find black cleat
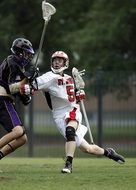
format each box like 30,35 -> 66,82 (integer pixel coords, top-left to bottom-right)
106,148 -> 125,164
61,161 -> 72,173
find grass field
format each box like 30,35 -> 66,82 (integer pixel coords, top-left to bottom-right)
0,158 -> 136,190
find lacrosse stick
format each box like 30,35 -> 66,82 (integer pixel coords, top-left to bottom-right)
35,0 -> 56,67
72,67 -> 94,144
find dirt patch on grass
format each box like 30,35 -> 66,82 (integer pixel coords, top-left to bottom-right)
0,176 -> 12,181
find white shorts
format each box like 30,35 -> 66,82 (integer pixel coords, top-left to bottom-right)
54,107 -> 88,147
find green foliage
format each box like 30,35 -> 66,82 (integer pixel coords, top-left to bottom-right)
0,0 -> 136,72
62,0 -> 136,72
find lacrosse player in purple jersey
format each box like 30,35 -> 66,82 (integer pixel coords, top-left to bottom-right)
21,51 -> 125,173
0,38 -> 38,160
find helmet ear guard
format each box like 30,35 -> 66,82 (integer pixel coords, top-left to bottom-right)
51,51 -> 69,74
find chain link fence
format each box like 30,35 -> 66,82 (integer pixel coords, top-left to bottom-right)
0,71 -> 136,157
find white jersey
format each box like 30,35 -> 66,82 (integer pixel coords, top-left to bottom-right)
36,71 -> 88,146
36,71 -> 80,118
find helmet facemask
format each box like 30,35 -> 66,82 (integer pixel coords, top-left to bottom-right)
51,51 -> 69,74
22,47 -> 34,64
11,38 -> 35,66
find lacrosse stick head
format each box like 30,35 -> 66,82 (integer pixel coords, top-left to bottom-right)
42,1 -> 56,21
72,67 -> 85,89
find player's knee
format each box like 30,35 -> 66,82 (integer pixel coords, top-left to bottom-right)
20,134 -> 27,145
13,126 -> 26,139
65,126 -> 76,141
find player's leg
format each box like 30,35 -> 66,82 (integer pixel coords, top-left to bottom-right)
79,139 -> 104,154
103,147 -> 125,164
61,120 -> 78,173
0,125 -> 26,148
54,110 -> 82,173
0,133 -> 27,159
0,99 -> 27,159
0,126 -> 27,159
79,139 -> 125,164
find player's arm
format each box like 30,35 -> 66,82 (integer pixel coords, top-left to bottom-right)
32,72 -> 54,90
14,72 -> 54,95
9,78 -> 28,94
9,64 -> 39,95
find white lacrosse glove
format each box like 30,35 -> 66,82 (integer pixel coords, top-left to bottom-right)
76,90 -> 85,102
20,84 -> 33,95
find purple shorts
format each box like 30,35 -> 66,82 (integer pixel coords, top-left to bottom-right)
0,96 -> 22,132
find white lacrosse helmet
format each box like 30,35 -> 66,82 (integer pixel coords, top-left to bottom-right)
51,51 -> 69,74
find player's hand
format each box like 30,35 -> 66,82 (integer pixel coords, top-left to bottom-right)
24,66 -> 39,81
20,84 -> 34,95
29,67 -> 39,82
19,94 -> 32,106
76,90 -> 85,102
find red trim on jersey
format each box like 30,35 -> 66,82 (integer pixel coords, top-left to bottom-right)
65,108 -> 77,124
69,108 -> 76,119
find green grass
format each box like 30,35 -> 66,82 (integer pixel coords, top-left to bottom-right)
0,158 -> 136,190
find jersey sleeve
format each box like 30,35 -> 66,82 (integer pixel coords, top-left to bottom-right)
36,72 -> 54,90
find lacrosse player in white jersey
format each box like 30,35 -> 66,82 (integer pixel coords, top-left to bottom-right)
21,51 -> 125,173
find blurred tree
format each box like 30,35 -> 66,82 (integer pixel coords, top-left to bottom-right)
55,0 -> 136,73
0,0 -> 136,74
0,0 -> 41,60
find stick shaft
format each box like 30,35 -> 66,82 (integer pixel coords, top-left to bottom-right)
35,20 -> 48,67
80,100 -> 94,144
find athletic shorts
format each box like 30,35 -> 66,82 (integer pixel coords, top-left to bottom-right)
54,107 -> 88,147
0,96 -> 22,132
